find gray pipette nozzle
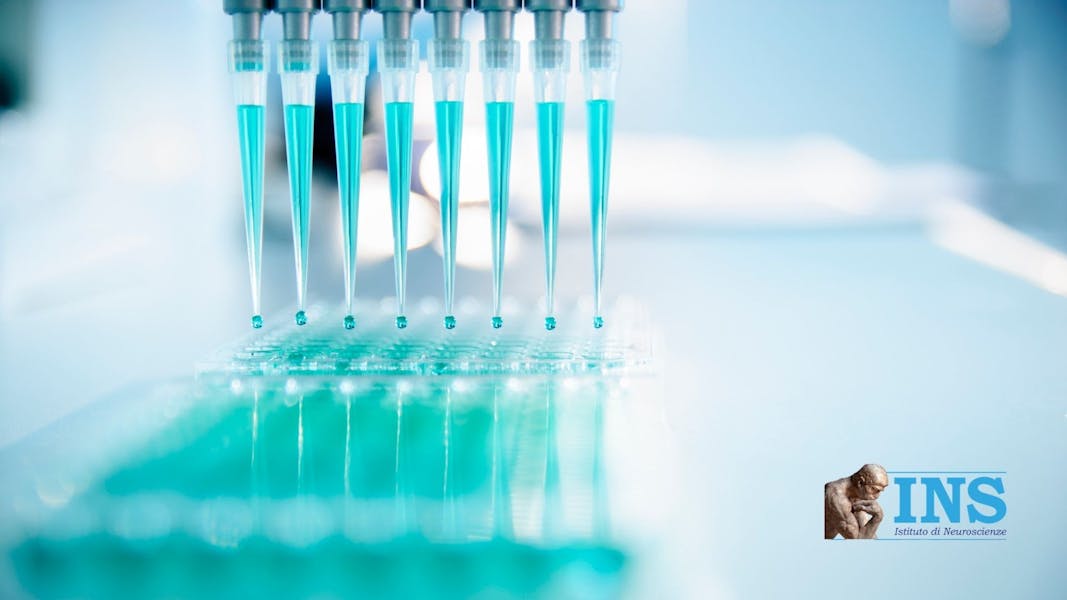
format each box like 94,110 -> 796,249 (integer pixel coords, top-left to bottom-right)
276,0 -> 320,41
323,0 -> 373,40
473,0 -> 521,41
525,0 -> 573,41
223,0 -> 275,41
575,0 -> 622,40
376,0 -> 421,40
425,1 -> 472,40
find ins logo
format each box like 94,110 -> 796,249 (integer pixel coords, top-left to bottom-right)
893,474 -> 1006,525
825,465 -> 1007,540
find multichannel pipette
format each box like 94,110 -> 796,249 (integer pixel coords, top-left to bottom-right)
377,0 -> 420,329
474,0 -> 521,329
577,0 -> 622,329
224,0 -> 271,329
425,1 -> 472,330
324,0 -> 372,330
277,0 -> 320,326
527,0 -> 572,331
219,0 -> 623,330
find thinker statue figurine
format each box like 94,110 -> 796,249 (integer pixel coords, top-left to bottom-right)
825,464 -> 889,539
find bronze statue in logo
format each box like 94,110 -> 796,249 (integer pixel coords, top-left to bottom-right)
825,464 -> 889,539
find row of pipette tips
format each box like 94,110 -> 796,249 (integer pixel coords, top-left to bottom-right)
227,1 -> 622,333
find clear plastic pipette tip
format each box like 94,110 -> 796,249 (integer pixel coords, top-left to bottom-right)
531,37 -> 569,334
279,40 -> 318,328
480,39 -> 519,331
228,40 -> 268,330
379,39 -> 418,326
428,38 -> 469,328
328,39 -> 371,335
581,37 -> 619,329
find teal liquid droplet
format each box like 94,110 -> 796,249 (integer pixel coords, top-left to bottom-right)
536,101 -> 564,319
444,315 -> 456,330
486,101 -> 514,319
385,102 -> 414,318
587,99 -> 615,320
284,104 -> 315,312
295,310 -> 308,326
395,315 -> 408,329
492,316 -> 503,329
333,102 -> 365,315
236,104 -> 265,320
593,315 -> 604,329
435,100 -> 464,317
251,314 -> 263,329
343,315 -> 356,330
544,316 -> 556,331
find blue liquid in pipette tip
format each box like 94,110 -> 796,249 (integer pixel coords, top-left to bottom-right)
486,101 -> 514,319
444,315 -> 456,330
333,102 -> 365,316
536,101 -> 564,318
435,100 -> 464,317
492,316 -> 503,329
295,310 -> 308,326
236,104 -> 265,324
593,315 -> 604,329
396,315 -> 408,329
385,102 -> 414,318
283,104 -> 315,313
251,314 -> 263,329
587,99 -> 615,321
545,316 -> 556,331
343,315 -> 356,330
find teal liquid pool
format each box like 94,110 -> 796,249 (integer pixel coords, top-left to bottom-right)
236,104 -> 265,326
283,104 -> 315,323
385,101 -> 414,323
333,102 -> 365,321
485,101 -> 514,324
435,100 -> 464,323
536,101 -> 564,326
586,99 -> 615,325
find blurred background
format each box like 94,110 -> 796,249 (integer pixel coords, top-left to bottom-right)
1,0 -> 1066,597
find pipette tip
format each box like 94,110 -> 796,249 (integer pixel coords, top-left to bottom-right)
492,316 -> 503,329
444,315 -> 456,330
343,315 -> 356,330
251,315 -> 263,329
295,310 -> 308,326
544,316 -> 556,331
593,315 -> 604,329
396,315 -> 408,329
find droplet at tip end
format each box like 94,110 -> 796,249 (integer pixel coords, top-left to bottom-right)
593,315 -> 604,329
251,315 -> 263,329
343,315 -> 356,330
444,315 -> 456,329
492,316 -> 503,329
295,310 -> 308,326
545,316 -> 556,331
396,315 -> 408,329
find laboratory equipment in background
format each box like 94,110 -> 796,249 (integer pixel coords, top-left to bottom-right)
474,0 -> 522,329
527,0 -> 572,331
376,0 -> 421,330
224,0 -> 272,329
577,0 -> 622,329
324,0 -> 373,330
425,0 -> 473,331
